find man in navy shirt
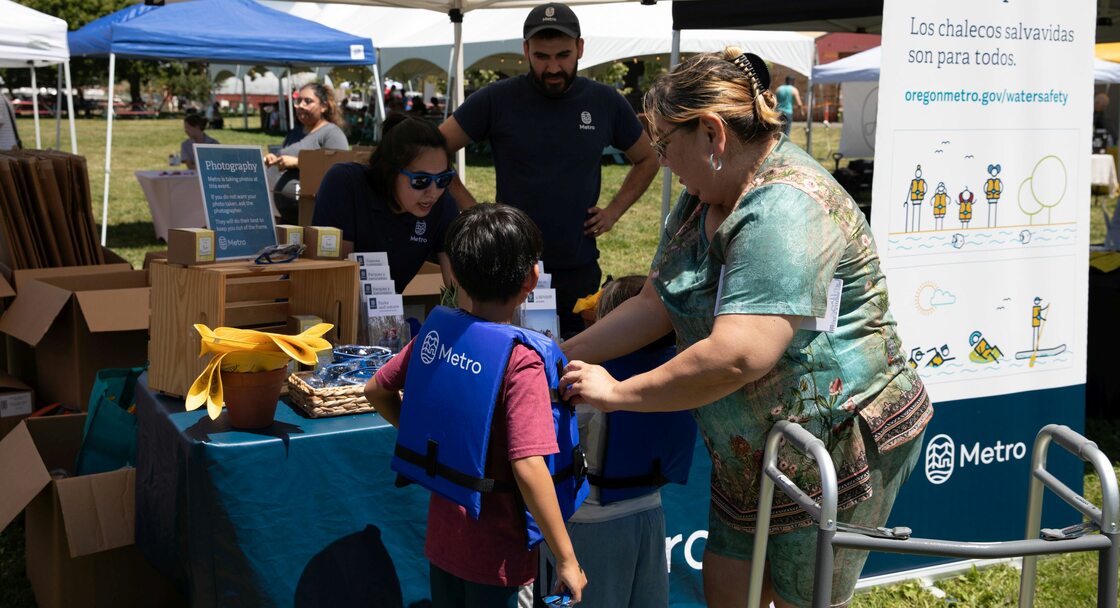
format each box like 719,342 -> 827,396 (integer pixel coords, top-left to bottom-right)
440,2 -> 659,338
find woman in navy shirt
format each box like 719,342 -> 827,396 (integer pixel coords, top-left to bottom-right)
314,115 -> 460,293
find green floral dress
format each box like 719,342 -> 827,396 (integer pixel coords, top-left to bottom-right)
651,136 -> 933,534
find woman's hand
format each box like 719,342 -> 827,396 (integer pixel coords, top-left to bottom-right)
560,360 -> 620,412
264,153 -> 297,170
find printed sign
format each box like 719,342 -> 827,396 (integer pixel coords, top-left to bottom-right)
195,145 -> 277,260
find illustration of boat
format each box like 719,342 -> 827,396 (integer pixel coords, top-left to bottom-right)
1014,345 -> 1067,360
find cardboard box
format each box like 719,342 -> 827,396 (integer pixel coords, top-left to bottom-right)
305,226 -> 342,259
0,372 -> 32,441
0,267 -> 149,410
166,228 -> 215,266
0,415 -> 185,608
296,147 -> 374,226
401,261 -> 446,320
276,224 -> 304,246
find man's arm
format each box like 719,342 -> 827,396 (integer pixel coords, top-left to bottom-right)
584,131 -> 659,236
439,117 -> 478,210
793,88 -> 805,112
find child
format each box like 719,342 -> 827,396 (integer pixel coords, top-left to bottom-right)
365,204 -> 587,607
545,276 -> 697,607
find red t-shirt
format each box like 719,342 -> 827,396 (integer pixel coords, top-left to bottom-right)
375,337 -> 559,586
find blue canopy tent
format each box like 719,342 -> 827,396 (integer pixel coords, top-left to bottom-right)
68,0 -> 380,245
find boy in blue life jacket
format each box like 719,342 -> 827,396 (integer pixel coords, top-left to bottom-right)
542,276 -> 696,607
365,204 -> 588,607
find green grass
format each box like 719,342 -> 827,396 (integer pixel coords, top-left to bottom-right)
2,117 -> 1118,606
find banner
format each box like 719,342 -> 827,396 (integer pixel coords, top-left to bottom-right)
868,0 -> 1094,575
195,144 -> 277,260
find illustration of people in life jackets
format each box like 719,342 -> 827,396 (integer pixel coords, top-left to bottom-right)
924,344 -> 955,367
931,182 -> 949,230
908,347 -> 924,369
957,186 -> 974,228
984,164 -> 1003,227
1014,297 -> 1066,366
968,330 -> 1004,364
907,164 -> 927,232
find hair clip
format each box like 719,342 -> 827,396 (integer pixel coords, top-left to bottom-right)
730,52 -> 771,91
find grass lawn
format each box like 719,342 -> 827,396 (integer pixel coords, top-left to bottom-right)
1,117 -> 1118,607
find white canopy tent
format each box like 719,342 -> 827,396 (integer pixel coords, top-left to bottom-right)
0,0 -> 77,152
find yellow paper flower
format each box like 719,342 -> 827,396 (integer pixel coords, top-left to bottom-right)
186,323 -> 334,420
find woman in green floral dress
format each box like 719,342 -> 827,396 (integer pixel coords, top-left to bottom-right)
560,48 -> 933,608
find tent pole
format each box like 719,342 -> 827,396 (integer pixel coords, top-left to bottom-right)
661,29 -> 682,223
55,65 -> 62,149
101,53 -> 116,246
452,8 -> 465,182
371,63 -> 385,141
286,68 -> 294,129
444,48 -> 454,121
238,65 -> 248,131
30,67 -> 40,149
805,77 -> 813,153
64,61 -> 76,154
277,68 -> 286,133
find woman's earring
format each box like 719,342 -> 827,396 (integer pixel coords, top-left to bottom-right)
708,153 -> 723,172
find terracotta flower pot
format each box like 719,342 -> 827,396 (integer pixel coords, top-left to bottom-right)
220,367 -> 287,429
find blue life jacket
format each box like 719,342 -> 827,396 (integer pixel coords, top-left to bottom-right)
591,345 -> 697,505
392,306 -> 589,548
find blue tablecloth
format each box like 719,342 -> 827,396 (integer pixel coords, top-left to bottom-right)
135,375 -> 432,607
134,373 -> 717,607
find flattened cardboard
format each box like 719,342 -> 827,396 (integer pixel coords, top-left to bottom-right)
0,272 -> 13,299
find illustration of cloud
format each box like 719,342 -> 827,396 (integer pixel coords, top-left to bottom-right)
930,289 -> 957,307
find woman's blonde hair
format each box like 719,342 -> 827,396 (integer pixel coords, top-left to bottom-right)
643,46 -> 783,144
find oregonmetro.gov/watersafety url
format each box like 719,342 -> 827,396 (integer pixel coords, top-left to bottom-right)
903,88 -> 1069,107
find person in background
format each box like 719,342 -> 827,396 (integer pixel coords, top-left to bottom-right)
775,75 -> 804,137
560,47 -> 931,608
542,274 -> 696,608
428,96 -> 445,117
206,101 -> 224,130
313,114 -> 458,294
364,204 -> 587,607
180,113 -> 218,170
0,77 -> 22,151
265,82 -> 349,223
439,2 -> 660,339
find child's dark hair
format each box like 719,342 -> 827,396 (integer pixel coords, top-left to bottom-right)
445,204 -> 542,303
184,114 -> 208,130
368,114 -> 453,213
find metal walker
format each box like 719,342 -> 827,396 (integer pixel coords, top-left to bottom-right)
748,422 -> 1120,608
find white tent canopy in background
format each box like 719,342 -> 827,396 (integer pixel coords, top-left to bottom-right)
266,1 -> 816,77
0,0 -> 77,152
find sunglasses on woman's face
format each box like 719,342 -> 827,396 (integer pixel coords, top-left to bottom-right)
399,168 -> 456,190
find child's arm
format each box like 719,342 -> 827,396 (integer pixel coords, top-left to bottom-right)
364,376 -> 402,427
511,456 -> 586,603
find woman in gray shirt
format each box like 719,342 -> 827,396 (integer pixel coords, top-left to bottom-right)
265,82 -> 349,221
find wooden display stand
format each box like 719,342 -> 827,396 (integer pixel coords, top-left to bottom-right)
148,258 -> 358,398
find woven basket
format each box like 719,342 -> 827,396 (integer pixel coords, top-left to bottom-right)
286,371 -> 375,418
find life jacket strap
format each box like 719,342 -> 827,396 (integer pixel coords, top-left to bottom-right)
587,459 -> 669,490
394,442 -> 516,493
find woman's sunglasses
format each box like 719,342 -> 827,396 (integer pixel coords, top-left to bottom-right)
399,168 -> 456,190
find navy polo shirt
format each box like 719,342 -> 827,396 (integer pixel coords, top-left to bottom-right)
453,75 -> 643,270
312,162 -> 458,294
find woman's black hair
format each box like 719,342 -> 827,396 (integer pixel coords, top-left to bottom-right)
444,204 -> 542,304
367,114 -> 453,213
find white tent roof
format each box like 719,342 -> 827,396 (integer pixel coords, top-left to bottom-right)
0,0 -> 69,67
814,46 -> 1120,85
263,1 -> 817,77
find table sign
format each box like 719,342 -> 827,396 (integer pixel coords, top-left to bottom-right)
195,145 -> 277,260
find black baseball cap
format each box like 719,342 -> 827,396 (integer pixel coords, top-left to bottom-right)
523,3 -> 581,40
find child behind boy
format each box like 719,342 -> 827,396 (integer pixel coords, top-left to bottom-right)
365,204 -> 587,607
544,276 -> 697,607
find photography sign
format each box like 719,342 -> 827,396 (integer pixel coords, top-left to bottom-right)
195,145 -> 278,260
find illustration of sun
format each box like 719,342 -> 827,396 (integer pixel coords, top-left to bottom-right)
914,281 -> 937,315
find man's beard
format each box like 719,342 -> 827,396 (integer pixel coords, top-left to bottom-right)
530,64 -> 577,98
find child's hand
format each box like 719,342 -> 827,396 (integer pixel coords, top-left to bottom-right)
553,558 -> 586,604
